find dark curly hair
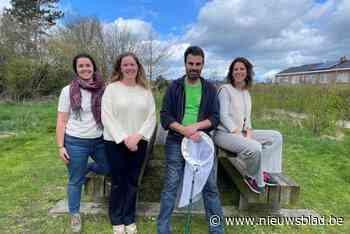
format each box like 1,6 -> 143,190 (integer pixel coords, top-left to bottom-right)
226,57 -> 254,89
72,53 -> 97,74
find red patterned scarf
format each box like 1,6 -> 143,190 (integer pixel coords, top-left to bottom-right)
69,72 -> 105,128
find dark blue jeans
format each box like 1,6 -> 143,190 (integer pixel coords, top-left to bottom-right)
105,140 -> 147,226
64,134 -> 110,214
157,138 -> 224,234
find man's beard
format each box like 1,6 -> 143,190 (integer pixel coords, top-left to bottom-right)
187,69 -> 201,80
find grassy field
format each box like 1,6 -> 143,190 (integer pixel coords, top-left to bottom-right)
0,98 -> 349,234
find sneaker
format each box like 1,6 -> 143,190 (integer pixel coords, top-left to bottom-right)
70,213 -> 81,233
113,225 -> 125,234
244,176 -> 265,194
263,172 -> 278,186
125,223 -> 137,234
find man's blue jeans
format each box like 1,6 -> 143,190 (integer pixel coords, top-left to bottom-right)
64,134 -> 110,214
157,138 -> 224,234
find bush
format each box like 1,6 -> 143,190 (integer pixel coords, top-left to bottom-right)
252,84 -> 349,136
4,57 -> 37,101
302,86 -> 344,135
3,57 -> 71,101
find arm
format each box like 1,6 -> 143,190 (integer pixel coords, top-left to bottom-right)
56,112 -> 68,148
170,84 -> 220,140
126,91 -> 157,151
206,86 -> 220,131
218,87 -> 240,133
186,119 -> 212,142
55,112 -> 70,164
246,91 -> 253,129
168,122 -> 197,138
159,83 -> 196,137
160,84 -> 177,130
56,87 -> 71,164
246,91 -> 253,138
138,91 -> 157,140
193,119 -> 212,130
185,84 -> 220,136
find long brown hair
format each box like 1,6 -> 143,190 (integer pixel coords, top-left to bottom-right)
110,52 -> 148,89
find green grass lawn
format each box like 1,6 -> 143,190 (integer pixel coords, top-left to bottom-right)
0,101 -> 349,234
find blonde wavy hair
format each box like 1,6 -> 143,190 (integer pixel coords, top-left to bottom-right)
109,52 -> 148,89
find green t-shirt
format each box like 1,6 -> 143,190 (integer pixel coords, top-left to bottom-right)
182,79 -> 202,126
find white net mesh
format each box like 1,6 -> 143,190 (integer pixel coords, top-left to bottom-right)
178,132 -> 214,208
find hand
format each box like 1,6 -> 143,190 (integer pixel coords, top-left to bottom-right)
124,138 -> 137,151
124,137 -> 137,151
231,128 -> 241,135
124,134 -> 142,152
189,131 -> 202,142
58,147 -> 70,164
181,124 -> 198,138
245,129 -> 253,139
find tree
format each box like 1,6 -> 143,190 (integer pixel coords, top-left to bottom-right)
104,22 -> 140,67
3,0 -> 63,56
50,16 -> 108,77
6,0 -> 63,31
104,23 -> 173,82
139,31 -> 172,86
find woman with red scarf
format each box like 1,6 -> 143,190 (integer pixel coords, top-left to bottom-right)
56,53 -> 110,232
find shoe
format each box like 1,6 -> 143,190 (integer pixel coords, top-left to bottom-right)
125,223 -> 137,234
113,225 -> 125,234
244,176 -> 265,194
70,213 -> 82,233
263,172 -> 278,186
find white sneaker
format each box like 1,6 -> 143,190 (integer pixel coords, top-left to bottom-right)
125,223 -> 137,234
113,225 -> 125,234
70,213 -> 81,233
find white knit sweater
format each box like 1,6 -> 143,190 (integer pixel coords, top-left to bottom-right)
101,81 -> 156,143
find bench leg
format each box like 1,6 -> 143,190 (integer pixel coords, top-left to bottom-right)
238,194 -> 281,212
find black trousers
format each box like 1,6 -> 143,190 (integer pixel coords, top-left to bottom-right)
105,140 -> 147,225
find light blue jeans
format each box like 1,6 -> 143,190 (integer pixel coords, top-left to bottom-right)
157,138 -> 224,234
64,134 -> 110,214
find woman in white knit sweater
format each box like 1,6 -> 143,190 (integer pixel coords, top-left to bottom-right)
102,52 -> 156,234
213,57 -> 283,194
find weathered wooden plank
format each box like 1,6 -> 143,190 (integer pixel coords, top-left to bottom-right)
277,173 -> 300,205
218,151 -> 300,209
85,172 -> 107,202
138,125 -> 158,187
267,185 -> 281,208
219,157 -> 265,204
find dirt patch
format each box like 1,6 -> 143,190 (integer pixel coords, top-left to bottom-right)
321,130 -> 345,141
0,132 -> 16,139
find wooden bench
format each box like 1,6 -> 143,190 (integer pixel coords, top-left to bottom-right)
218,148 -> 300,212
85,123 -> 300,214
84,125 -> 158,201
